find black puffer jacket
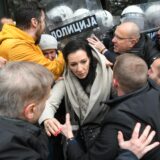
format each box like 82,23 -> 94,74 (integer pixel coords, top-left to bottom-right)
0,117 -> 49,160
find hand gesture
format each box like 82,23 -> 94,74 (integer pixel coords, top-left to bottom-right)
87,35 -> 107,54
44,118 -> 62,136
61,113 -> 74,139
118,123 -> 160,159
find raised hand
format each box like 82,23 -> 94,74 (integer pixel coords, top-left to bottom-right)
118,123 -> 160,159
87,35 -> 107,54
61,113 -> 74,139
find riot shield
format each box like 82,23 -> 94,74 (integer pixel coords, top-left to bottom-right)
119,1 -> 160,37
42,0 -> 160,48
42,0 -> 117,48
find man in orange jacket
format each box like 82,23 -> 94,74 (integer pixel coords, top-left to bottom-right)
0,1 -> 64,80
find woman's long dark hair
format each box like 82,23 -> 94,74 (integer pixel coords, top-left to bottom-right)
62,39 -> 97,90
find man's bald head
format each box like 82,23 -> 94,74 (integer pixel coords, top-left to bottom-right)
112,22 -> 140,53
117,22 -> 140,38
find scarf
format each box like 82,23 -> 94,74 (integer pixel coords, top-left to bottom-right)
64,47 -> 113,124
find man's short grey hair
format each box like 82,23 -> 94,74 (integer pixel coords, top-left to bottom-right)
0,62 -> 54,118
113,53 -> 148,94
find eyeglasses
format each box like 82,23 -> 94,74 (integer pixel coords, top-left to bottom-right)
113,34 -> 133,40
153,56 -> 160,61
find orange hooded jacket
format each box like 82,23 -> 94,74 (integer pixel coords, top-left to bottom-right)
0,24 -> 64,80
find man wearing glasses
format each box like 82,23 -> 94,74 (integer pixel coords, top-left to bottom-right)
87,22 -> 160,67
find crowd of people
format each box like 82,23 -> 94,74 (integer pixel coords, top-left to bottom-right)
0,1 -> 160,160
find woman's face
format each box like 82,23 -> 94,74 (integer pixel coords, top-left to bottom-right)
67,49 -> 90,79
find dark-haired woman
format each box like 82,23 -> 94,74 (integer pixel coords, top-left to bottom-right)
39,39 -> 112,150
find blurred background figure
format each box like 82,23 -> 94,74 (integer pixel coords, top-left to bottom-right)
93,9 -> 114,47
145,4 -> 160,28
95,9 -> 114,29
152,29 -> 160,51
145,4 -> 160,51
120,5 -> 145,31
74,8 -> 90,17
39,34 -> 58,61
47,5 -> 73,25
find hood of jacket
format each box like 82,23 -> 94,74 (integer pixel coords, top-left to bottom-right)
0,24 -> 35,45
